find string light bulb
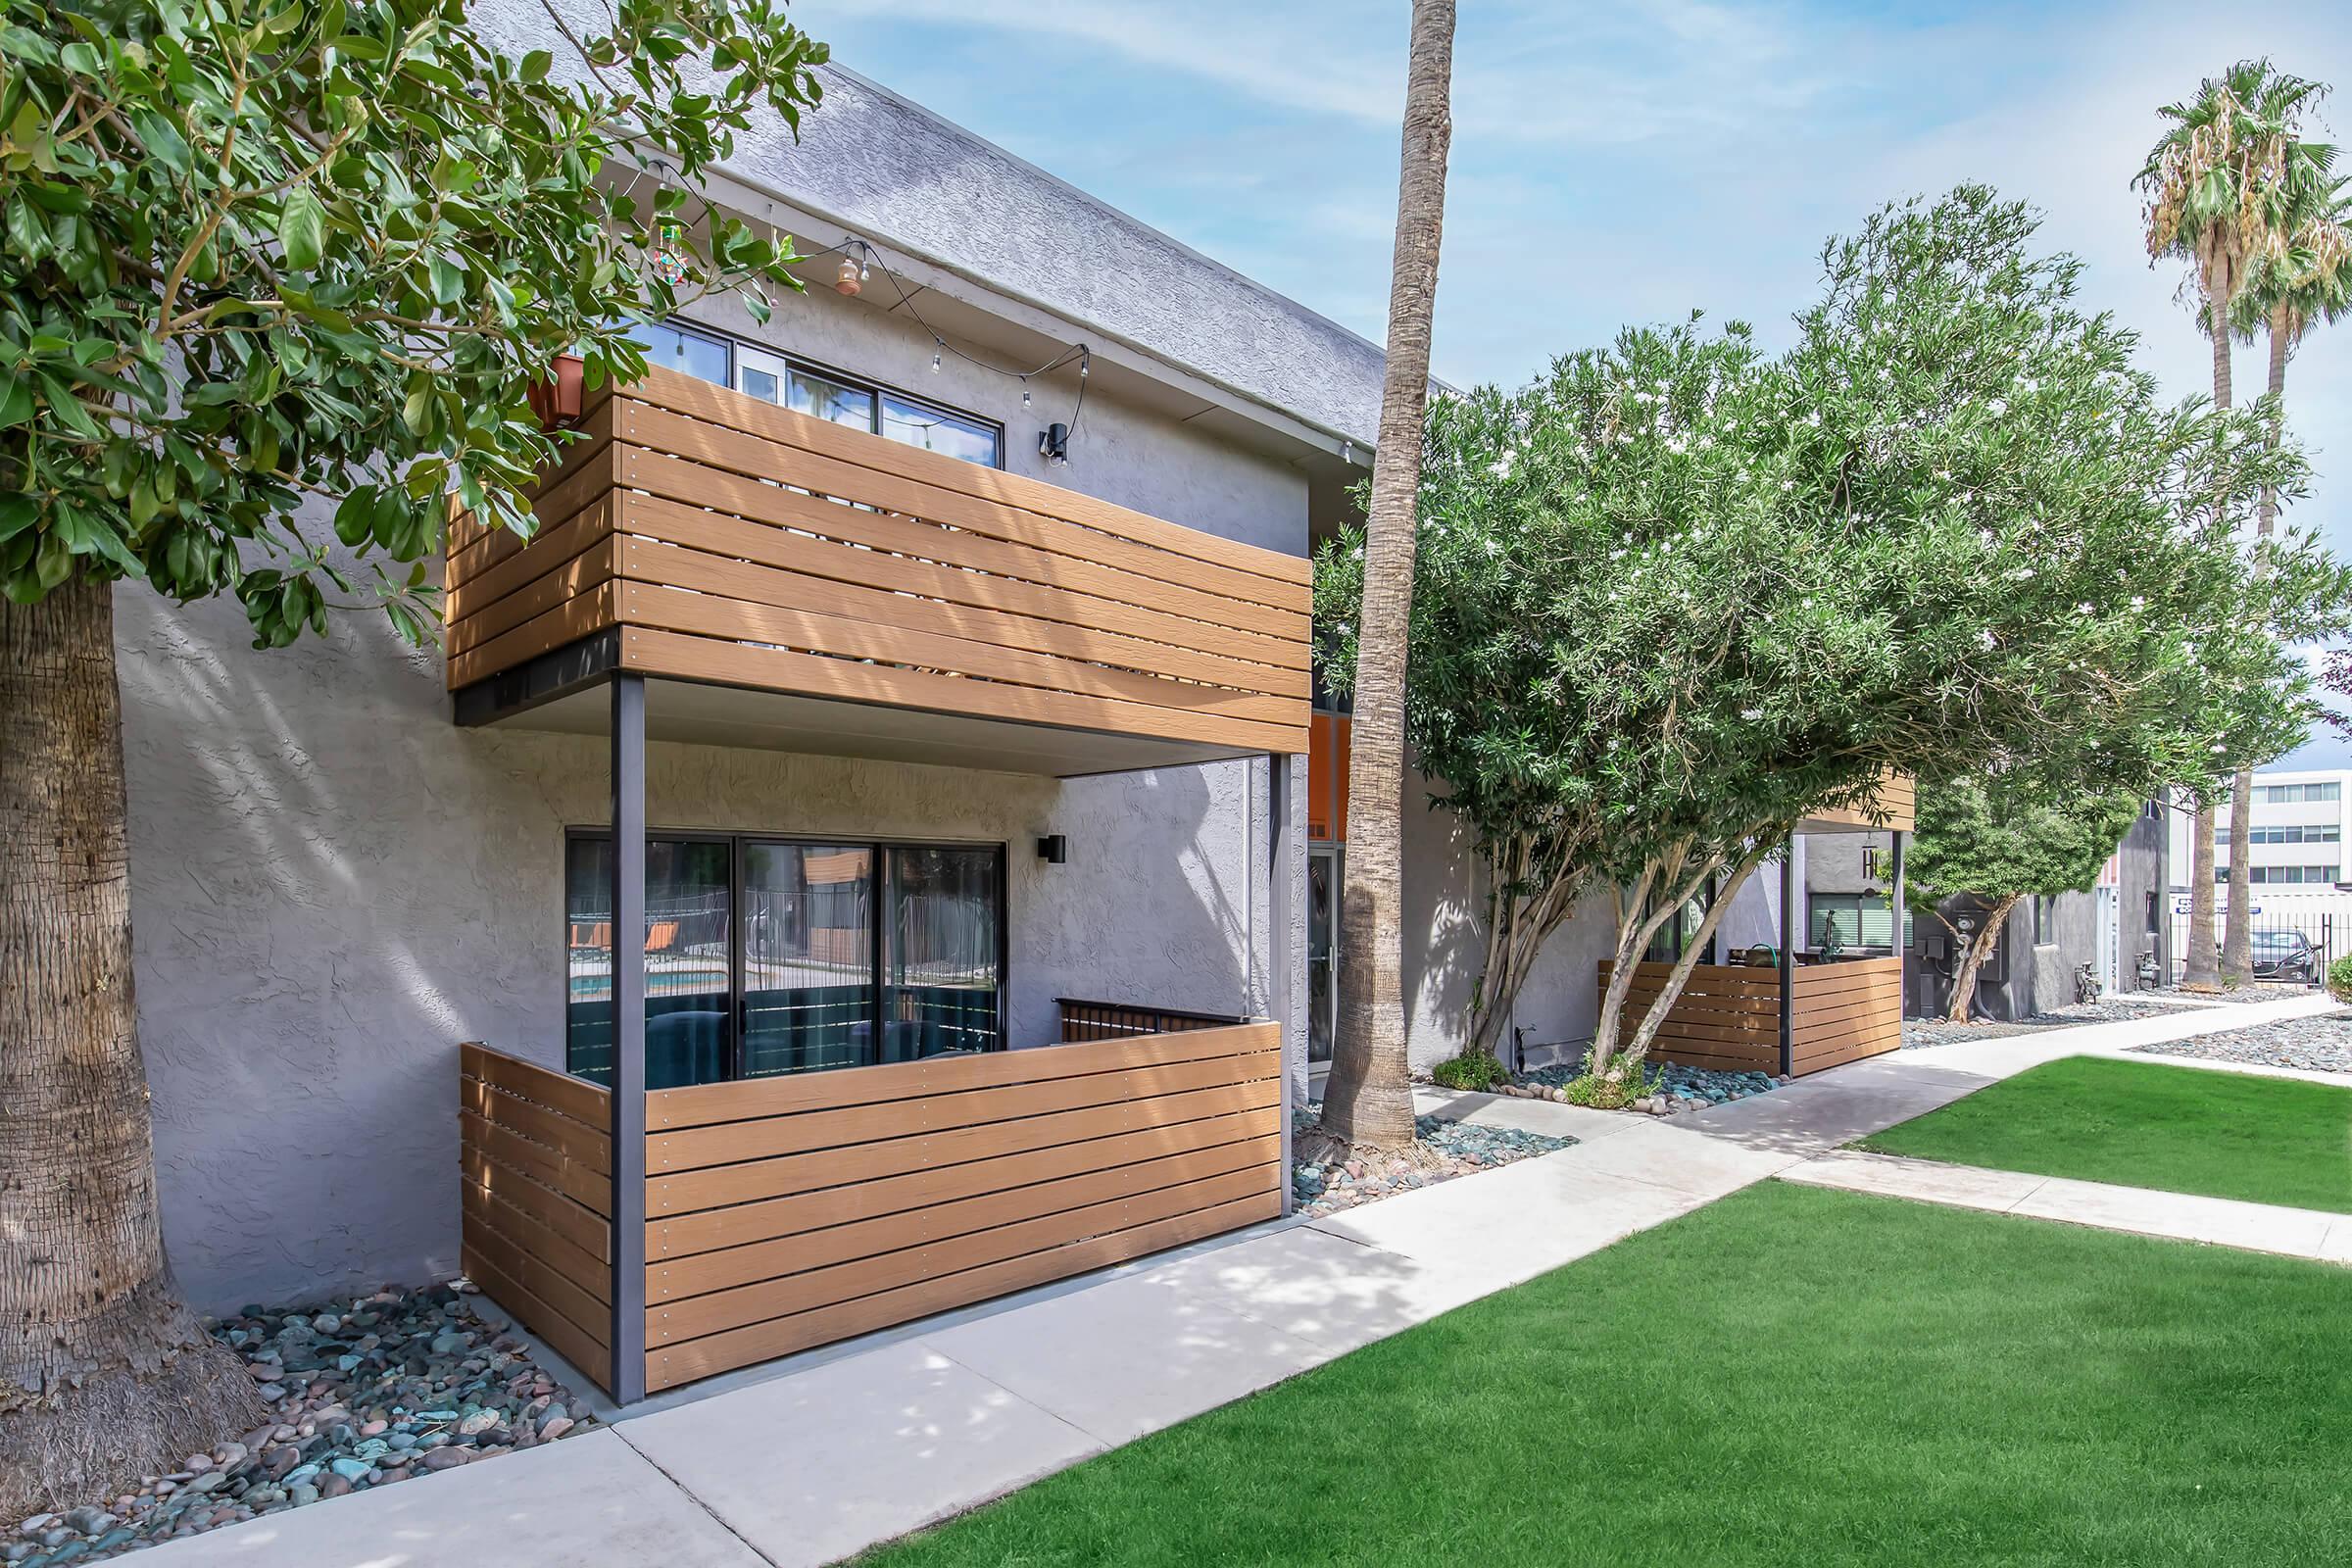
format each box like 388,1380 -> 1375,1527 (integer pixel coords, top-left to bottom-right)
1021,379 -> 1032,410
931,348 -> 943,373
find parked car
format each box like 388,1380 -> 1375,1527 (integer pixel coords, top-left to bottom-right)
2248,930 -> 2322,986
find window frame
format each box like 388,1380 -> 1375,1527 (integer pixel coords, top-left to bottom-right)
564,825 -> 1010,1085
619,317 -> 1006,469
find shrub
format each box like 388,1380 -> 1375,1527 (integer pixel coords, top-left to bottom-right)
1558,1062 -> 1659,1109
2328,955 -> 2352,1004
1431,1053 -> 1511,1092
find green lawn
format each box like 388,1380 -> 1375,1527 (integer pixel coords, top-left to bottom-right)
865,1184 -> 2352,1566
1858,1054 -> 2352,1213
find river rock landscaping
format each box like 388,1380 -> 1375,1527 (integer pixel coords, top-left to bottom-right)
1292,1112 -> 1577,1214
7,1282 -> 598,1566
1505,1055 -> 1783,1115
2130,1008 -> 2352,1076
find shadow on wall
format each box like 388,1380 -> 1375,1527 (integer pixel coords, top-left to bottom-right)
115,569 -> 1259,1313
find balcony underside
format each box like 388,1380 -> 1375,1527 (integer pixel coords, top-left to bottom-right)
460,633 -> 1273,776
445,368 -> 1311,771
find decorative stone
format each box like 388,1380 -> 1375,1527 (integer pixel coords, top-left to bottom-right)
59,1508 -> 114,1537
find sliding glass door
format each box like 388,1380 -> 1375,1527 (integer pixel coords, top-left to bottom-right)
566,833 -> 1004,1086
741,842 -> 874,1077
886,847 -> 1003,1061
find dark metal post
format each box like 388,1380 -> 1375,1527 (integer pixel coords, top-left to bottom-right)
1778,839 -> 1795,1077
1266,753 -> 1301,1216
1889,829 -> 1908,1017
609,675 -> 648,1404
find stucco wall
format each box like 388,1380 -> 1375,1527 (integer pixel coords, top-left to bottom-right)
116,275 -> 1308,1313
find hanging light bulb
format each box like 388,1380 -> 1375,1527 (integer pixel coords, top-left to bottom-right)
1343,440 -> 1354,465
1021,379 -> 1032,410
833,255 -> 863,296
931,348 -> 943,373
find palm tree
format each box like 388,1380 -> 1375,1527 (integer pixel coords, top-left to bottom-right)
2136,59 -> 2322,988
1319,0 -> 1456,1153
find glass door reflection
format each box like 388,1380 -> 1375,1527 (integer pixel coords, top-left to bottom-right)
740,843 -> 874,1077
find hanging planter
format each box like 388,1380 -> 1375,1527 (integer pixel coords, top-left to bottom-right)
527,352 -> 586,429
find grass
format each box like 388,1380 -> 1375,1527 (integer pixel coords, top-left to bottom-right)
864,1184 -> 2352,1566
1858,1055 -> 2352,1213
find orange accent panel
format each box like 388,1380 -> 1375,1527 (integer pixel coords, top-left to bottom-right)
1308,711 -> 1350,842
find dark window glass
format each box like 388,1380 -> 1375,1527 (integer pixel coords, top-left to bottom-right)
881,394 -> 1001,466
564,836 -> 733,1088
567,835 -> 1001,1084
887,847 -> 1002,1058
742,843 -> 874,1077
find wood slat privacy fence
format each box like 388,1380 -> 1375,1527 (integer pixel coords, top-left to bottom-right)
1595,957 -> 1904,1077
635,1021 -> 1283,1391
444,368 -> 1311,755
457,1044 -> 614,1393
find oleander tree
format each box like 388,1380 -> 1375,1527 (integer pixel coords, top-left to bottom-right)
1316,186 -> 2349,1088
0,0 -> 825,1512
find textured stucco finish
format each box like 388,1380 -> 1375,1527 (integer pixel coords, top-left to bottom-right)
120,583 -> 1284,1312
118,268 -> 1308,1316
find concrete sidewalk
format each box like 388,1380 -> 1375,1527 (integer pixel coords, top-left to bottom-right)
142,991 -> 2346,1568
1780,1148 -> 2352,1264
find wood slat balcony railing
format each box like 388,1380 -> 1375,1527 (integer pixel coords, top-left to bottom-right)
443,368 -> 1312,756
1595,957 -> 1904,1077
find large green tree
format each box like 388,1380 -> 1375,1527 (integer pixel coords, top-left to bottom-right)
2136,58 -> 2327,987
0,0 -> 824,1511
1317,187 -> 2347,1083
1907,771 -> 2145,1024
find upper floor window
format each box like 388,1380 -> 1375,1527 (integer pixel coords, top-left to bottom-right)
621,319 -> 1004,468
2257,782 -> 2342,805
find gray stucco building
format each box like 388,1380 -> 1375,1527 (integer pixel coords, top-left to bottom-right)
123,52 -> 1384,1321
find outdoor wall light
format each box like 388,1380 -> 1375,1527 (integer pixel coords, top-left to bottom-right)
1037,834 -> 1068,864
1038,422 -> 1069,466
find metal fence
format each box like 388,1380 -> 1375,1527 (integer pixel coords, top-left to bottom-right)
2166,906 -> 2337,987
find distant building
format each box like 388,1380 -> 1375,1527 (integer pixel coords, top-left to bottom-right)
2171,768 -> 2351,891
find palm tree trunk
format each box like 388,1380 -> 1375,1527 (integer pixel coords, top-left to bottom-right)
2182,299 -> 2233,991
1320,0 -> 1455,1152
2221,313 -> 2292,985
0,580 -> 263,1516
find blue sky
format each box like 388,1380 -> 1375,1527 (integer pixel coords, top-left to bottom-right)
796,0 -> 2352,764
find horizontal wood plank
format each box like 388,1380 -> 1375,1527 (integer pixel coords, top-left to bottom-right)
463,1175 -> 612,1306
652,1136 -> 1278,1301
615,404 -> 1306,640
462,1145 -> 611,1263
460,1043 -> 612,1130
461,1076 -> 612,1175
463,1242 -> 612,1394
648,1078 -> 1283,1215
460,1111 -> 612,1217
623,370 -> 1309,592
645,1190 -> 1283,1392
619,628 -> 1307,754
614,498 -> 1305,700
649,1048 -> 1281,1173
616,581 -> 1302,729
650,1022 -> 1278,1130
649,1164 -> 1278,1346
462,1209 -> 610,1351
649,1105 -> 1282,1258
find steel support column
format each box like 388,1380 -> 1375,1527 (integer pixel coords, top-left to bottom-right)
1888,828 -> 1908,1019
1778,839 -> 1796,1077
608,674 -> 648,1404
1267,752 -> 1302,1215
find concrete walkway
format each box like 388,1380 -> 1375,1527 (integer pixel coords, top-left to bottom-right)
143,992 -> 2348,1568
1779,1148 -> 2352,1263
